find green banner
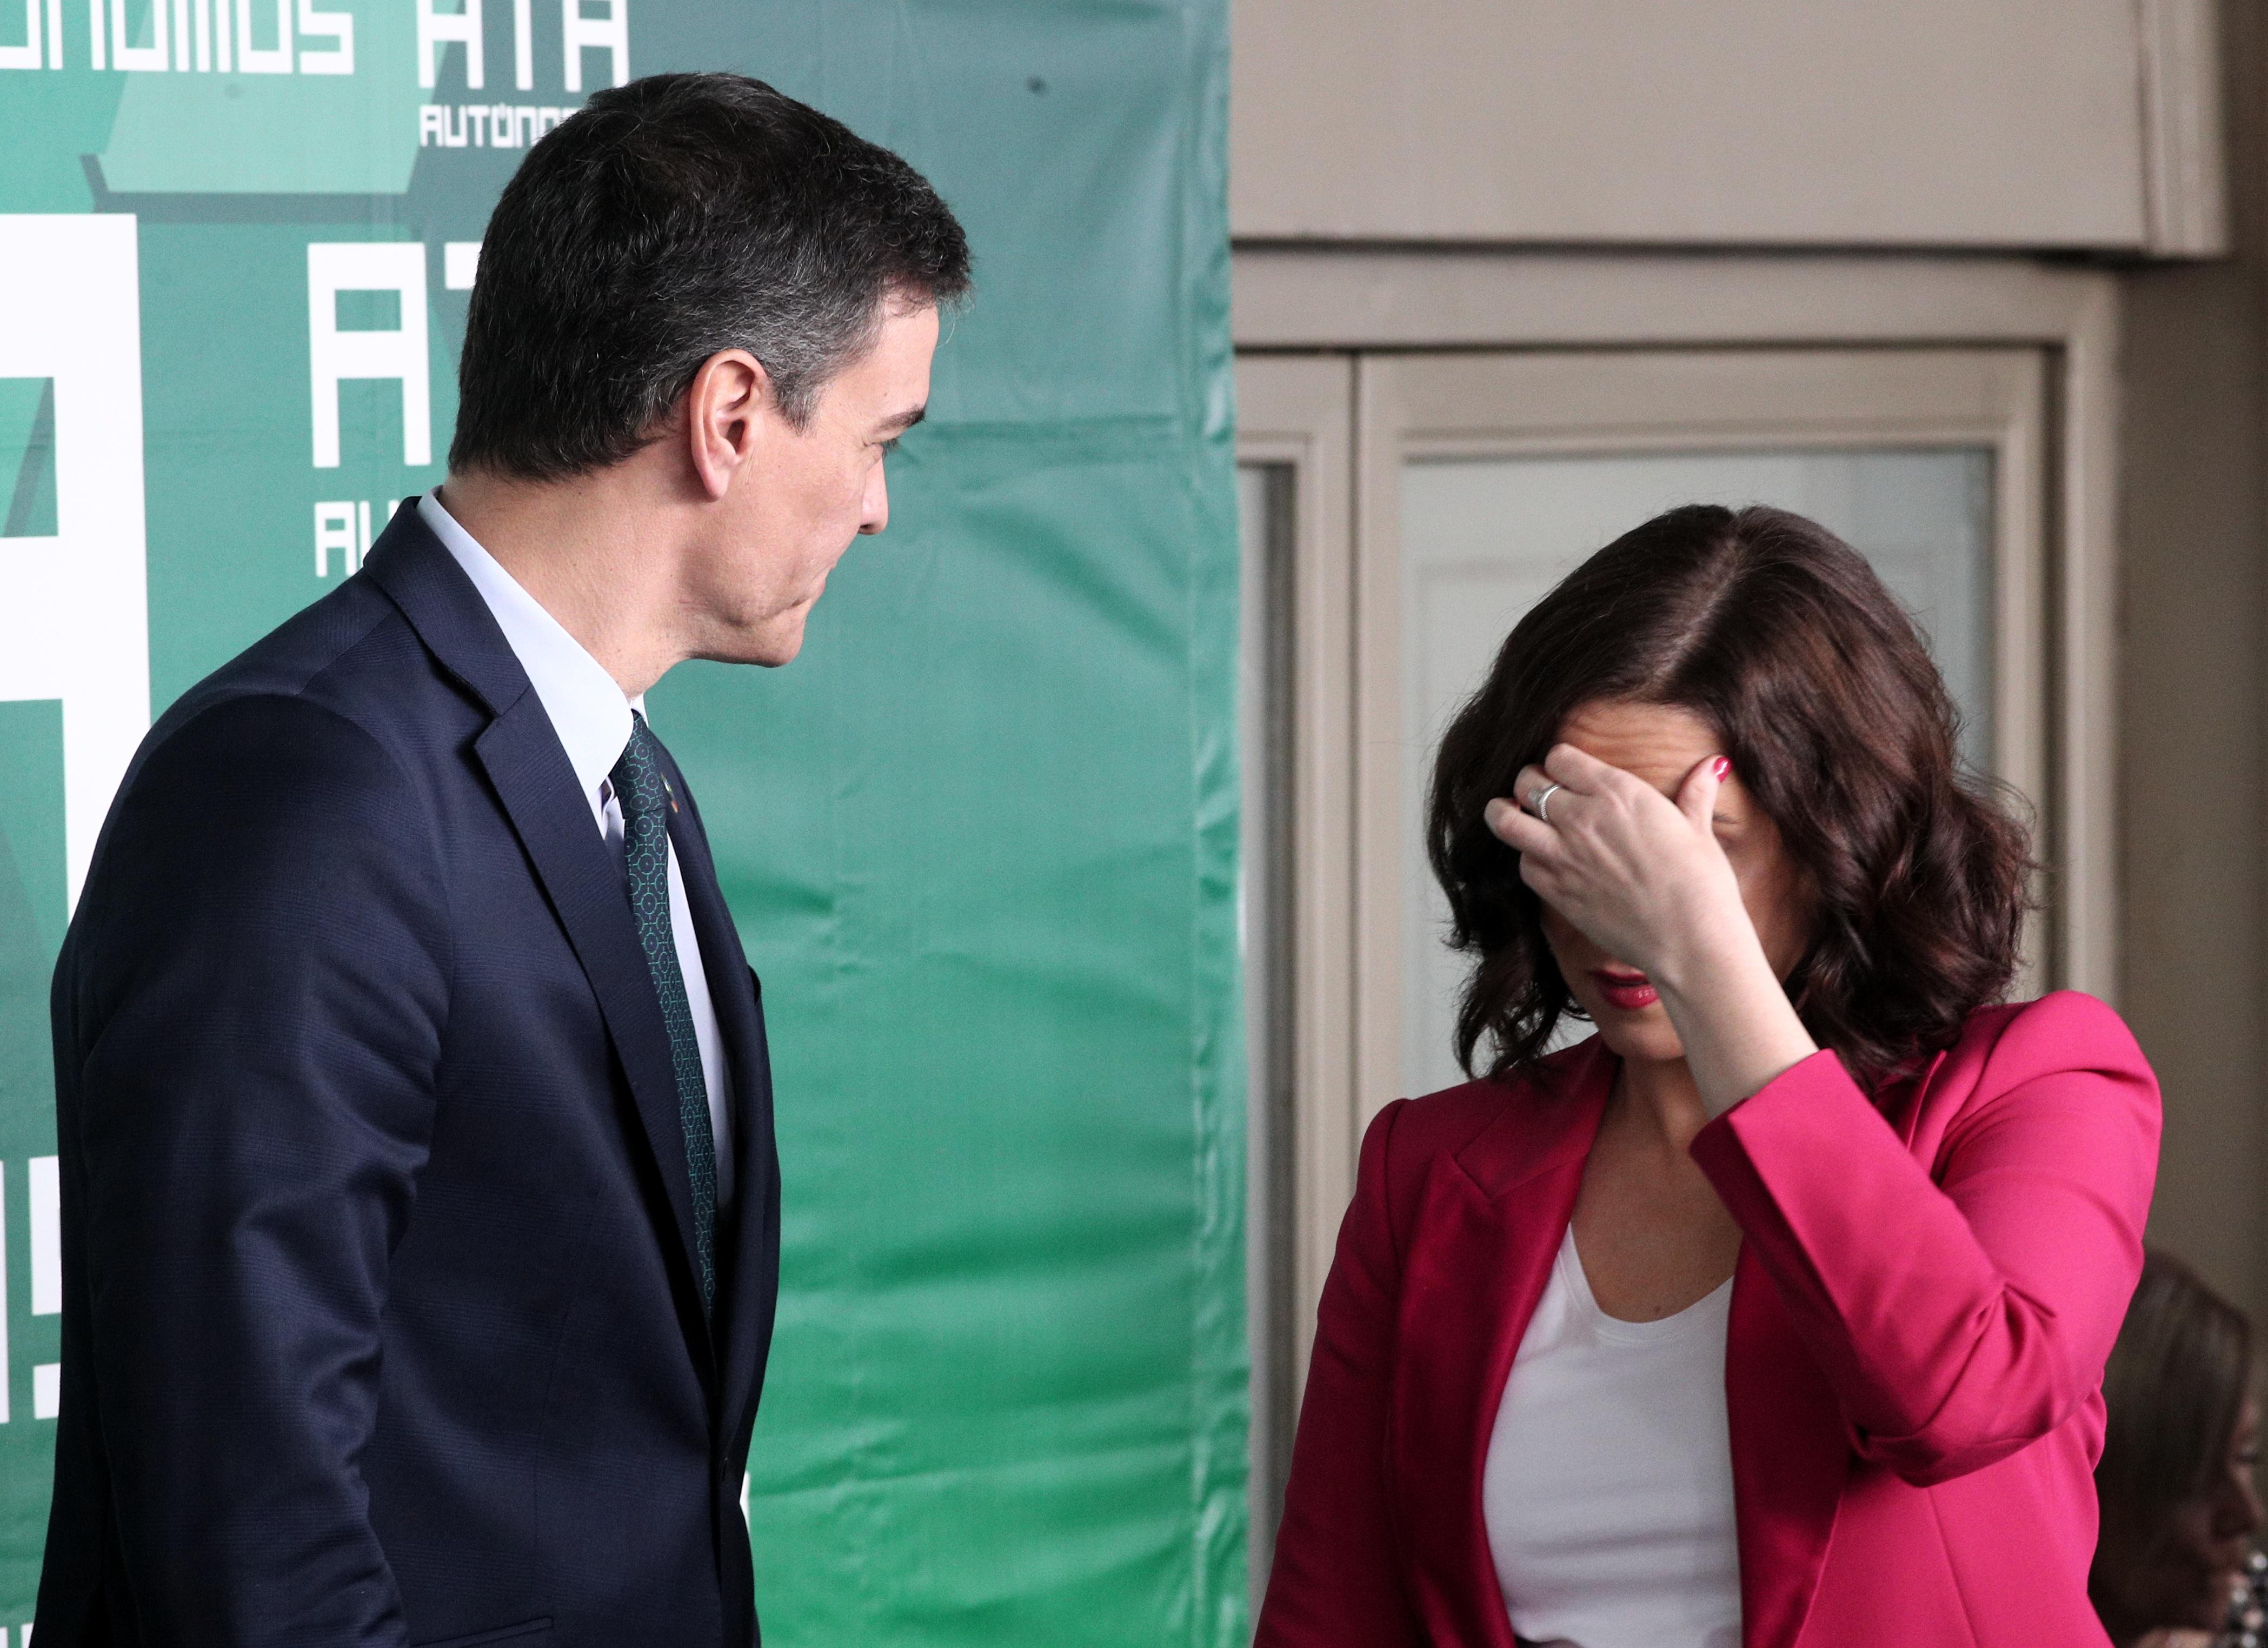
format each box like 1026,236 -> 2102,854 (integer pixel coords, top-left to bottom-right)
0,3 -> 1247,1642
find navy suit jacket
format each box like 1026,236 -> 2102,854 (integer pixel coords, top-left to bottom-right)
35,506 -> 782,1647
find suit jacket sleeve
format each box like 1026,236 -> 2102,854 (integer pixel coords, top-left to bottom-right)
1254,1098 -> 1425,1648
1688,990 -> 2160,1486
60,694 -> 449,1644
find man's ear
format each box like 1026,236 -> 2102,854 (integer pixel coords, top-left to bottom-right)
684,349 -> 771,502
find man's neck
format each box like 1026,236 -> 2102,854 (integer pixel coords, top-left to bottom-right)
436,469 -> 686,699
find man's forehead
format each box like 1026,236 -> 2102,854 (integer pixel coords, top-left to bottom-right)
835,302 -> 938,421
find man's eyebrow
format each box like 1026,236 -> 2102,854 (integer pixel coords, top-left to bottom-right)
878,404 -> 928,436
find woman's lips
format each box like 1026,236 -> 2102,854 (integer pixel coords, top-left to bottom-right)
1593,970 -> 1660,1012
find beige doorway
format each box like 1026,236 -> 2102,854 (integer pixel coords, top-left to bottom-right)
1238,336 -> 2083,1585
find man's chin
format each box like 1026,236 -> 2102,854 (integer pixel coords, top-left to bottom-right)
696,615 -> 807,669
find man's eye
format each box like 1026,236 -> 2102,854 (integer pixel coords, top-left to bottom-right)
879,437 -> 901,456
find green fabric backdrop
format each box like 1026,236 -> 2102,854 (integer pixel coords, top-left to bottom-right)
0,3 -> 1248,1641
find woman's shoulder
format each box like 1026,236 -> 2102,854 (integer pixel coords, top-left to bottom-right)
1365,1038 -> 1606,1191
1912,991 -> 2158,1127
1948,989 -> 2150,1079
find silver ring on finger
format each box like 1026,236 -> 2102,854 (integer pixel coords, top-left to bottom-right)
1529,781 -> 1564,825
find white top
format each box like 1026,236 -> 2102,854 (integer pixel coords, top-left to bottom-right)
419,492 -> 735,1206
1482,1226 -> 1739,1648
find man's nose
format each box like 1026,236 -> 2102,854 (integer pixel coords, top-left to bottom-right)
859,461 -> 890,535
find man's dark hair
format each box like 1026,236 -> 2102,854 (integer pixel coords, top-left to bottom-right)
451,72 -> 971,480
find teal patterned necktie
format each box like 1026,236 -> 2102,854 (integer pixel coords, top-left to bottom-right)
611,710 -> 717,1312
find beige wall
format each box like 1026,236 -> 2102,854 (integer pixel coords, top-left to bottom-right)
1232,0 -> 2223,255
1231,2 -> 2268,1324
2118,0 -> 2268,1323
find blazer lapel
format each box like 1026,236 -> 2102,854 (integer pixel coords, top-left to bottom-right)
1725,1251 -> 1846,1647
655,745 -> 780,1442
1375,1025 -> 1867,1648
1388,1040 -> 1613,1647
362,508 -> 710,1348
1722,1060 -> 1955,1646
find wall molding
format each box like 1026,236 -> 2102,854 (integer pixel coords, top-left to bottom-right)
2138,0 -> 2231,256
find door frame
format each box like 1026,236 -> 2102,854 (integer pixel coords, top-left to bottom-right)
1234,357 -> 1353,1591
1231,247 -> 2121,1448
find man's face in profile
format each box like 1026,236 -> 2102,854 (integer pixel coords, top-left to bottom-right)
699,298 -> 940,666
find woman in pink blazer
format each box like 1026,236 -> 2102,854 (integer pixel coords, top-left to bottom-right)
1255,504 -> 2160,1648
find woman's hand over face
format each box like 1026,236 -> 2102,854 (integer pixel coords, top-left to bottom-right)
1484,742 -> 1748,988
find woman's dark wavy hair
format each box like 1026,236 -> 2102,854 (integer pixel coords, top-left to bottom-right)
1426,503 -> 2033,1093
2094,1248 -> 2255,1584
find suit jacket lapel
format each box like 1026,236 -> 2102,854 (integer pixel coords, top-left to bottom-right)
1389,1041 -> 1612,1647
363,508 -> 710,1349
654,742 -> 780,1443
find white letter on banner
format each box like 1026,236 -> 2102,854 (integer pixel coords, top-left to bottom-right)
0,0 -> 42,72
0,1171 -> 11,1424
29,1157 -> 57,1419
560,0 -> 623,91
314,501 -> 355,575
308,243 -> 431,469
232,0 -> 288,71
442,241 -> 479,290
107,0 -> 164,71
295,0 -> 348,73
0,216 -> 152,908
416,0 -> 479,89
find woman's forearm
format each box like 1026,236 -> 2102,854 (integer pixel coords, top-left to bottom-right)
1651,922 -> 1818,1119
1686,993 -> 2159,1480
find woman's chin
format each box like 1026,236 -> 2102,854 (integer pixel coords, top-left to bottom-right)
1591,1012 -> 1686,1067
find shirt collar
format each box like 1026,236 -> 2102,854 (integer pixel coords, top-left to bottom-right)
419,490 -> 643,810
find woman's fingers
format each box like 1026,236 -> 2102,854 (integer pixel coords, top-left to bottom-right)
1510,765 -> 1558,813
1675,753 -> 1729,830
1486,797 -> 1558,855
1543,742 -> 1619,793
1486,744 -> 1750,980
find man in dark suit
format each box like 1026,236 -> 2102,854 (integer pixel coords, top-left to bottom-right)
35,73 -> 968,1646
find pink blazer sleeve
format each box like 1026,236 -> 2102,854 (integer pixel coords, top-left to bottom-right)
1689,991 -> 2160,1486
1254,1098 -> 1425,1648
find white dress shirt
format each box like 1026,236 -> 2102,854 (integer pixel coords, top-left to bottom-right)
420,491 -> 734,1206
1482,1226 -> 1739,1648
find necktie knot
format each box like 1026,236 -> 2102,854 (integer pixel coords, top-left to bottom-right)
610,710 -> 668,825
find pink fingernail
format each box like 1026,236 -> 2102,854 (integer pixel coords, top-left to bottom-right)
1712,756 -> 1731,780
